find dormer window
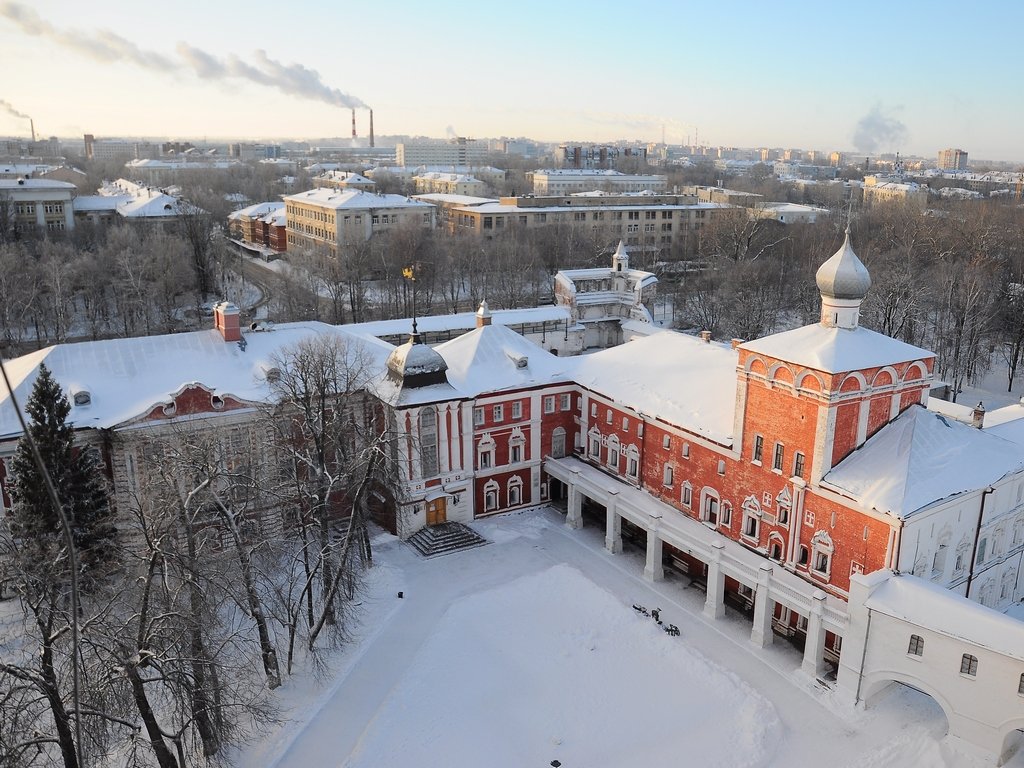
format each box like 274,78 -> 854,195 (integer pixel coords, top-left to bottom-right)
72,389 -> 91,406
211,395 -> 225,410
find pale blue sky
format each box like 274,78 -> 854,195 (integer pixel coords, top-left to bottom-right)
2,0 -> 1022,160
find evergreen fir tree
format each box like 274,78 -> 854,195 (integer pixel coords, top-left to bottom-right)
8,363 -> 117,585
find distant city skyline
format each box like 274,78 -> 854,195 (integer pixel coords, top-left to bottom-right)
2,0 -> 1023,161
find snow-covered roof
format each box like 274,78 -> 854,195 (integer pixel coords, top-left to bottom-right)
739,323 -> 933,375
865,573 -> 1024,661
568,331 -> 738,446
821,406 -> 1024,518
228,201 -> 285,220
284,188 -> 433,210
0,163 -> 56,175
436,323 -> 570,397
412,193 -> 496,206
344,307 -> 570,340
72,195 -> 127,212
0,323 -> 394,440
0,178 -> 74,191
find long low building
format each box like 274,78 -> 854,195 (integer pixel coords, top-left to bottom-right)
429,191 -> 731,251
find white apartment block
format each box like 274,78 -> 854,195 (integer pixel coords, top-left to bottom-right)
396,138 -> 488,167
531,169 -> 668,195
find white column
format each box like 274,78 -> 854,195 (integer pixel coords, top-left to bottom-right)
566,482 -> 582,530
438,403 -> 450,474
801,590 -> 828,677
605,491 -> 621,554
35,202 -> 45,227
643,527 -> 663,582
704,541 -> 726,620
64,200 -> 74,230
750,564 -> 774,648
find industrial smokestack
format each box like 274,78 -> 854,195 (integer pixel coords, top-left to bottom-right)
30,118 -> 35,143
351,108 -> 357,139
369,109 -> 374,148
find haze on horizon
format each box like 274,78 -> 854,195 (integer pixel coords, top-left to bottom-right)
2,0 -> 1022,161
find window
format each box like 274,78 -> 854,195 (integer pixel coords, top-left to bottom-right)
1018,674 -> 1024,696
682,443 -> 690,459
484,480 -> 499,511
588,430 -> 601,458
607,436 -> 620,469
509,437 -> 523,464
721,502 -> 732,527
606,411 -> 613,424
474,407 -> 484,426
511,401 -> 522,420
560,394 -> 571,411
544,396 -> 555,414
663,465 -> 674,487
773,443 -> 784,472
493,404 -> 504,422
663,435 -> 671,450
478,436 -> 495,469
794,452 -> 805,479
702,491 -> 719,525
717,459 -> 726,476
752,435 -> 763,463
419,408 -> 439,478
798,546 -> 809,566
960,654 -> 978,677
622,417 -> 629,430
978,538 -> 988,564
742,497 -> 760,540
590,402 -> 597,417
908,635 -> 924,656
551,427 -> 567,459
626,446 -> 640,479
508,477 -> 523,507
811,532 -> 834,577
682,483 -> 692,508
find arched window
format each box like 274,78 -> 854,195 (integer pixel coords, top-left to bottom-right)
908,634 -> 924,656
419,407 -> 438,478
960,654 -> 978,677
625,445 -> 640,479
483,480 -> 499,512
607,435 -> 620,470
742,496 -> 761,541
701,488 -> 720,526
681,482 -> 692,508
551,427 -> 567,459
588,428 -> 601,459
508,476 -> 523,507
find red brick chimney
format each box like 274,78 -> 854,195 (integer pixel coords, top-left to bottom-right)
214,301 -> 241,342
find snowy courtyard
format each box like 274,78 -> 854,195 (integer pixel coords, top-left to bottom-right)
239,508 -> 1023,768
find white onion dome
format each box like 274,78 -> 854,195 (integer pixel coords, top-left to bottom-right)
816,229 -> 871,300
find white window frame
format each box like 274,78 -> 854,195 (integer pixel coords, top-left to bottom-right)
511,401 -> 522,420
543,396 -> 555,414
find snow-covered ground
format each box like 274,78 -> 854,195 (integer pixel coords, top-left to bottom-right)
234,508 -> 1024,768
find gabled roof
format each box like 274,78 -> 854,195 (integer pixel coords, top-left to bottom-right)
739,323 -> 933,375
435,323 -> 570,397
821,406 -> 1024,518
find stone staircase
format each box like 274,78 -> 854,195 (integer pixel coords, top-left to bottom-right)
406,522 -> 488,558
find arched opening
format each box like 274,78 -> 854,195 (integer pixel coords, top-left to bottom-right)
862,675 -> 951,742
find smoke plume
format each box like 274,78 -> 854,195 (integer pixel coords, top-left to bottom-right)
852,105 -> 908,153
1,1 -> 366,110
0,99 -> 29,119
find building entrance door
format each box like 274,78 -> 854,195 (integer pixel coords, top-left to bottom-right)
426,496 -> 447,526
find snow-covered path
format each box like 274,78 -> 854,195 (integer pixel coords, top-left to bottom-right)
250,508 -> 1018,768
